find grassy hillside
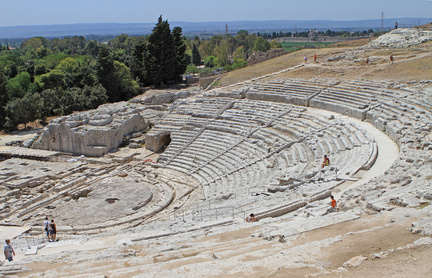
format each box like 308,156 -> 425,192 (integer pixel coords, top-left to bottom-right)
216,38 -> 432,87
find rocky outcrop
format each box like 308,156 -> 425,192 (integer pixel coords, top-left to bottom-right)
367,28 -> 432,48
31,102 -> 149,156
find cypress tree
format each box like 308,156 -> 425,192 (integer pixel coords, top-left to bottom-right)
192,43 -> 201,66
0,72 -> 9,128
96,46 -> 118,102
144,16 -> 176,87
172,26 -> 188,82
132,16 -> 187,87
131,39 -> 147,84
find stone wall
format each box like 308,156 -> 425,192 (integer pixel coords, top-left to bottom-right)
131,91 -> 190,105
247,48 -> 285,66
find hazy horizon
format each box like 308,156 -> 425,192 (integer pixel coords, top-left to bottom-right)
1,0 -> 431,28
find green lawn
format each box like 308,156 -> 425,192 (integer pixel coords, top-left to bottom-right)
280,42 -> 333,52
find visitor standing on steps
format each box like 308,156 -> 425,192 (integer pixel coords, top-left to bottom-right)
47,219 -> 54,242
50,219 -> 57,242
366,57 -> 369,66
314,53 -> 317,62
390,54 -> 394,64
304,55 -> 307,64
4,239 -> 15,262
43,216 -> 50,242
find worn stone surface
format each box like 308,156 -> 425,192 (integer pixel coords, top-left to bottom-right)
31,102 -> 149,156
1,29 -> 432,277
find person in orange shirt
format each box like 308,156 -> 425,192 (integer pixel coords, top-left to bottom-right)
330,195 -> 336,212
314,53 -> 317,62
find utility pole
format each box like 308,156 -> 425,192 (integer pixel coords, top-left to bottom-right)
381,12 -> 384,31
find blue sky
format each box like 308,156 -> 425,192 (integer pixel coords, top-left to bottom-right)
0,0 -> 431,27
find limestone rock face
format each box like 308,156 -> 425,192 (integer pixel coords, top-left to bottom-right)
367,28 -> 432,48
32,102 -> 149,156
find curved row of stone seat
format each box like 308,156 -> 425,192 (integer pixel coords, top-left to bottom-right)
154,97 -> 376,199
166,105 -> 304,184
250,80 -> 431,142
163,129 -> 304,191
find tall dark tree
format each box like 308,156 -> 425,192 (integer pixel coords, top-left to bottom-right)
192,43 -> 201,66
172,26 -> 188,81
133,16 -> 190,87
96,46 -> 118,102
0,73 -> 9,127
131,39 -> 147,84
144,16 -> 177,86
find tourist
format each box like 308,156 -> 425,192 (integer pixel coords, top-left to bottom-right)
314,53 -> 317,62
304,55 -> 307,64
47,219 -> 54,242
390,54 -> 394,64
43,217 -> 50,241
366,57 -> 369,66
4,239 -> 15,262
395,22 -> 398,29
329,195 -> 337,212
321,155 -> 330,168
246,213 -> 258,222
50,219 -> 57,242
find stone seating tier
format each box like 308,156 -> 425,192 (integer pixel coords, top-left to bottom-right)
144,90 -> 380,199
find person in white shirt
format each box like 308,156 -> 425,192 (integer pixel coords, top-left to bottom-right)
4,239 -> 15,262
43,217 -> 50,241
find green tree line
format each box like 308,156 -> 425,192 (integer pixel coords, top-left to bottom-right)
0,17 -> 283,130
0,16 -> 187,130
186,30 -> 281,74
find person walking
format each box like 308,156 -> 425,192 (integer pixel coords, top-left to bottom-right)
50,219 -> 57,242
314,53 -> 317,62
390,54 -> 394,64
47,219 -> 54,242
304,55 -> 308,64
4,239 -> 15,262
43,217 -> 50,242
330,195 -> 337,212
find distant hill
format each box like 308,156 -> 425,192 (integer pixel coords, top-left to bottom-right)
0,18 -> 430,39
